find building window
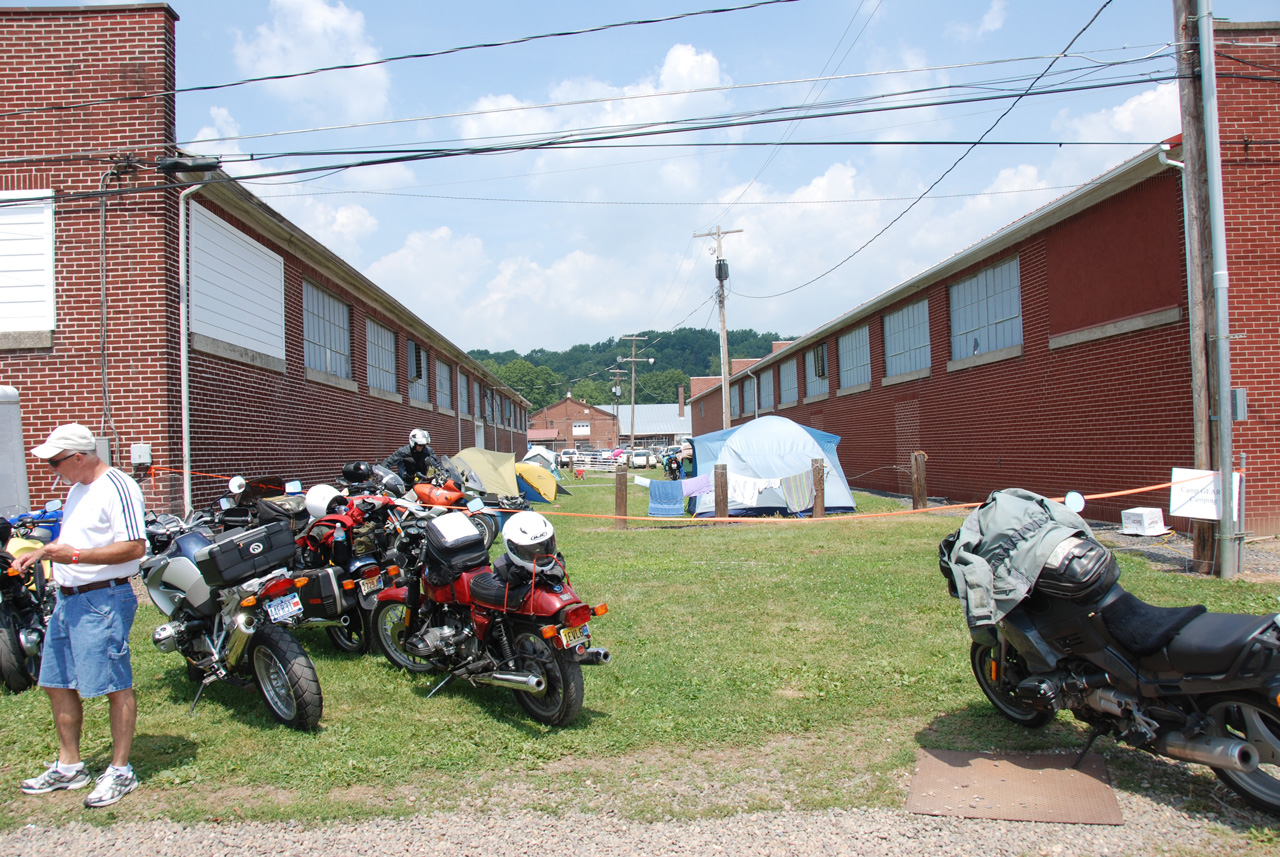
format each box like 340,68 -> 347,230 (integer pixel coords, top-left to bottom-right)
407,340 -> 430,402
884,299 -> 930,377
0,189 -> 54,334
699,401 -> 704,418
780,359 -> 798,405
742,374 -> 756,414
303,282 -> 350,378
950,257 -> 1022,359
730,383 -> 741,418
838,326 -> 871,388
459,372 -> 470,415
759,367 -> 774,410
435,357 -> 452,409
190,202 -> 285,359
805,343 -> 829,397
366,320 -> 396,392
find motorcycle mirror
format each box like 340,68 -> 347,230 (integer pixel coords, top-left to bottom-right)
1064,491 -> 1086,513
284,480 -> 303,494
467,498 -> 485,513
228,476 -> 247,494
43,499 -> 63,512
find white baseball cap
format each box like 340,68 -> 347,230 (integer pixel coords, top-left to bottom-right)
31,423 -> 97,459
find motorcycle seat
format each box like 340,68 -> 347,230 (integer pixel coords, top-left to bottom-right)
469,571 -> 530,610
1162,612 -> 1277,675
1101,591 -> 1206,657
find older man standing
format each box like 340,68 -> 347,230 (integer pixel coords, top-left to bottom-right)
15,423 -> 145,808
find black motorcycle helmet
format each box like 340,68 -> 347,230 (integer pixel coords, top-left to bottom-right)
342,461 -> 373,484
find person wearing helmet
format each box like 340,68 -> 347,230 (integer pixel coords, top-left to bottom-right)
381,429 -> 439,486
494,511 -> 563,586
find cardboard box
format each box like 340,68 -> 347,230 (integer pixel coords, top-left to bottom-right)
1120,507 -> 1168,536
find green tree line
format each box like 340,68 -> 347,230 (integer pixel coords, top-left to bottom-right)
470,328 -> 792,410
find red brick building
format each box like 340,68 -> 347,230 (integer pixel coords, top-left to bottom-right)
692,21 -> 1280,537
527,396 -> 622,452
0,4 -> 527,513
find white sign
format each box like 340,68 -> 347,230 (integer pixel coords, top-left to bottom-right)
1169,468 -> 1240,522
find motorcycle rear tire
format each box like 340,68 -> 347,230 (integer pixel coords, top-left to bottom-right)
249,622 -> 323,731
0,606 -> 36,693
326,609 -> 372,654
473,512 -> 498,549
970,641 -> 1053,727
371,600 -> 433,673
512,630 -> 584,727
1204,693 -> 1280,814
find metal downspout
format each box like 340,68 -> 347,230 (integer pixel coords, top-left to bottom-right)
1196,0 -> 1237,577
178,184 -> 201,516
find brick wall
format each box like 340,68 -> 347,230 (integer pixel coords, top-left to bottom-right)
529,397 -> 621,450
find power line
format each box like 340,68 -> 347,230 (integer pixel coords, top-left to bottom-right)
0,0 -> 801,121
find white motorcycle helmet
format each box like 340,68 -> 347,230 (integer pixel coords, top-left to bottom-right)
502,510 -> 558,573
410,428 -> 431,447
305,483 -> 346,519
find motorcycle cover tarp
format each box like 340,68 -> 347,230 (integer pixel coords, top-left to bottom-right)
938,487 -> 1093,641
521,446 -> 562,481
689,415 -> 858,517
451,447 -> 521,497
515,462 -> 571,503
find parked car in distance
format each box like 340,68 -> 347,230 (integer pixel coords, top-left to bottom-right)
557,448 -> 577,468
628,449 -> 655,468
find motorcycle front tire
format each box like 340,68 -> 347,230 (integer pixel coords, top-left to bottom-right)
248,622 -> 323,731
970,641 -> 1053,727
0,605 -> 36,693
472,512 -> 498,549
326,608 -> 372,654
512,630 -> 584,727
371,600 -> 433,673
1204,693 -> 1280,814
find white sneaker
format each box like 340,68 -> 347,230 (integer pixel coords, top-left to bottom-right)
83,768 -> 137,808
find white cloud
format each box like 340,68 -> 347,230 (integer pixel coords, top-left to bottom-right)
366,226 -> 490,311
946,1 -> 1008,41
233,0 -> 389,122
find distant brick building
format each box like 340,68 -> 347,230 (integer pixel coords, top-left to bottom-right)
693,21 -> 1280,537
0,4 -> 527,513
527,396 -> 623,451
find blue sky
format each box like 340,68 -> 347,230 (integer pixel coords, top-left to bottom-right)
46,1 -> 1279,353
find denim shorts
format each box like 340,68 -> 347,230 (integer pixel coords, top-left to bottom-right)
39,582 -> 138,698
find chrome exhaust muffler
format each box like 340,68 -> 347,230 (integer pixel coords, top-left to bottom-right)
474,671 -> 546,695
581,647 -> 611,665
18,627 -> 42,657
224,613 -> 257,667
1156,732 -> 1259,773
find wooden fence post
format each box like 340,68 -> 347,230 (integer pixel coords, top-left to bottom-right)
911,451 -> 928,510
615,463 -> 628,529
811,457 -> 825,518
714,463 -> 728,519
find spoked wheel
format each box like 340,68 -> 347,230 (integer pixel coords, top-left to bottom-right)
325,609 -> 372,654
248,622 -> 323,731
1204,694 -> 1280,814
371,600 -> 433,673
970,640 -> 1053,727
472,512 -> 498,549
512,630 -> 583,727
0,606 -> 37,693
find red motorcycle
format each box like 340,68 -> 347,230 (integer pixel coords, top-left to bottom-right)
372,509 -> 609,726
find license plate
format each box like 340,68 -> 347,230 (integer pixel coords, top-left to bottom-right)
559,623 -> 588,648
359,575 -> 384,595
266,592 -> 303,622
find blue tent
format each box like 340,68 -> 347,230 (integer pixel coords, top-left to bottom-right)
690,415 -> 858,517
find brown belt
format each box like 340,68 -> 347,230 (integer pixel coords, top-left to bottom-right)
58,577 -> 132,597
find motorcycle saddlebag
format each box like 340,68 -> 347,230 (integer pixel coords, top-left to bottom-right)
423,512 -> 489,586
296,565 -> 359,620
257,494 -> 309,533
1035,536 -> 1119,603
194,520 -> 296,587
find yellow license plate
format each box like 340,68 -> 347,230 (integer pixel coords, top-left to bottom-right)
559,623 -> 588,648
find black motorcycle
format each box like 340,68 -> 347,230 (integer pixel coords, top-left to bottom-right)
940,488 -> 1280,815
0,510 -> 59,693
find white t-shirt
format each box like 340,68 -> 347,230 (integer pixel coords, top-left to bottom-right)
53,467 -> 146,587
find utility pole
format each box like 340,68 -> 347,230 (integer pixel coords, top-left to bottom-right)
618,336 -> 651,450
693,226 -> 743,429
609,368 -> 625,449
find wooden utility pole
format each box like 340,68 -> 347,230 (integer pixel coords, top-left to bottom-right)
618,336 -> 650,450
693,226 -> 743,429
1173,0 -> 1217,575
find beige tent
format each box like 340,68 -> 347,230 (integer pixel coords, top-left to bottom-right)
452,447 -> 520,496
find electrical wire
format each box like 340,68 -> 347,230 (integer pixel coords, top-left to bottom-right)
0,0 -> 801,121
736,0 -> 1118,300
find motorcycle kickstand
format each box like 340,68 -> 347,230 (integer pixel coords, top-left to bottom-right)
188,673 -> 218,715
424,673 -> 456,700
1071,728 -> 1105,769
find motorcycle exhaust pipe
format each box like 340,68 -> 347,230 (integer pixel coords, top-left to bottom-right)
581,647 -> 611,665
474,671 -> 547,695
17,628 -> 42,657
1156,732 -> 1259,773
224,613 -> 257,668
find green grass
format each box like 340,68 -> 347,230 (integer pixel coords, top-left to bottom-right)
2,473 -> 1277,829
